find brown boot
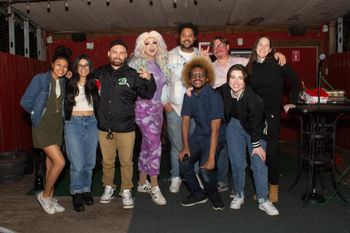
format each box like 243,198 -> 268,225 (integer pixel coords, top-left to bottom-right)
269,184 -> 279,203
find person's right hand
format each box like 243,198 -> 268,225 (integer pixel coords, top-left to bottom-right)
252,146 -> 266,161
186,87 -> 193,97
179,148 -> 190,161
163,103 -> 173,113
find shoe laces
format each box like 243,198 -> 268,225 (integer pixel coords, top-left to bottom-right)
123,190 -> 131,199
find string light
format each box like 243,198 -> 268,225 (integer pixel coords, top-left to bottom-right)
173,0 -> 177,8
26,1 -> 30,14
106,0 -> 110,6
87,0 -> 91,6
64,0 -> 68,11
149,0 -> 153,6
47,0 -> 51,13
194,0 -> 197,6
129,0 -> 133,3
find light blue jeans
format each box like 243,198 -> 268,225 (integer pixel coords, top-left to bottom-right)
226,118 -> 268,202
64,115 -> 98,195
166,111 -> 195,178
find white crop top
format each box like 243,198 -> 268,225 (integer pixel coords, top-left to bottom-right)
72,84 -> 94,112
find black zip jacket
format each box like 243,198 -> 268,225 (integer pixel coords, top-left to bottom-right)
217,84 -> 265,147
94,63 -> 156,132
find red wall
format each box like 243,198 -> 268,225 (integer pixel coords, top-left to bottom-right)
0,52 -> 48,152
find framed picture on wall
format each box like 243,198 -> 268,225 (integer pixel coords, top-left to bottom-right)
229,49 -> 251,58
198,42 -> 213,55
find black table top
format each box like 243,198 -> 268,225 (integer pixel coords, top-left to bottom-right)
292,104 -> 350,113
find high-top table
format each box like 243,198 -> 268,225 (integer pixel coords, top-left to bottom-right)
288,104 -> 350,205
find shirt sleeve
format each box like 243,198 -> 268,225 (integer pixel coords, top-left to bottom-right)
281,63 -> 300,104
181,94 -> 192,117
20,75 -> 40,114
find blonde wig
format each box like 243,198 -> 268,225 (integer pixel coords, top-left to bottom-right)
129,30 -> 170,78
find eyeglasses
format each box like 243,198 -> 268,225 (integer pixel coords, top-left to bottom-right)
190,72 -> 206,79
212,43 -> 226,49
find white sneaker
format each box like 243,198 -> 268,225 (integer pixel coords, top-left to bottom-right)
151,186 -> 166,205
196,174 -> 204,189
51,197 -> 65,213
230,196 -> 245,209
229,190 -> 236,198
37,191 -> 55,215
259,201 -> 279,216
137,180 -> 151,193
169,177 -> 182,193
100,185 -> 115,204
122,189 -> 134,209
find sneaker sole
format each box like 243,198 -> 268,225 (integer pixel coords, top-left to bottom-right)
181,198 -> 208,207
213,206 -> 225,211
100,196 -> 114,204
258,205 -> 279,216
123,204 -> 134,209
230,200 -> 244,210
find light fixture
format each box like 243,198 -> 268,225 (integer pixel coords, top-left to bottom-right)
87,0 -> 91,6
149,0 -> 153,6
194,0 -> 198,6
322,24 -> 329,33
173,0 -> 177,8
129,0 -> 133,3
26,1 -> 30,14
47,0 -> 51,13
106,0 -> 110,6
64,0 -> 68,11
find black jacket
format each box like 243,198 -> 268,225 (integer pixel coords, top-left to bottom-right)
217,84 -> 265,147
94,63 -> 156,132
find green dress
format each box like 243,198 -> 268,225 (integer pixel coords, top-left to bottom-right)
32,78 -> 64,149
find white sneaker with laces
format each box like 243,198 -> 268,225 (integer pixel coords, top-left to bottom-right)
137,180 -> 151,193
37,191 -> 55,215
151,186 -> 166,205
169,177 -> 182,193
122,189 -> 134,209
51,197 -> 65,213
230,196 -> 245,209
259,201 -> 279,216
100,185 -> 115,204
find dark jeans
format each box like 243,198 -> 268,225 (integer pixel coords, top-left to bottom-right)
180,134 -> 223,203
265,109 -> 281,185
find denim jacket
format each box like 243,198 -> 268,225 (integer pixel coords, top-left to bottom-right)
163,46 -> 201,116
20,71 -> 66,128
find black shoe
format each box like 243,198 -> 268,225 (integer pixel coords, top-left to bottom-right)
73,193 -> 85,212
181,195 -> 208,207
211,192 -> 225,211
83,192 -> 94,206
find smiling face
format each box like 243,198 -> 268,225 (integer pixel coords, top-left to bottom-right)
256,37 -> 272,61
212,39 -> 229,59
108,44 -> 128,69
180,27 -> 196,52
51,58 -> 69,79
190,66 -> 208,91
77,58 -> 90,78
144,37 -> 158,59
228,69 -> 246,97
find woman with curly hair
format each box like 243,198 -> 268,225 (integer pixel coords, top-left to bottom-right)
179,57 -> 225,210
129,30 -> 170,205
64,54 -> 99,212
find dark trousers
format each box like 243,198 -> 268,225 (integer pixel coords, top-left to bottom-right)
180,135 -> 222,203
265,109 -> 281,185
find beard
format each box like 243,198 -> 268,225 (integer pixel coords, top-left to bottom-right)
180,40 -> 194,50
110,58 -> 124,67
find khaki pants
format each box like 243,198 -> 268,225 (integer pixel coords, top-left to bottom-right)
99,130 -> 135,191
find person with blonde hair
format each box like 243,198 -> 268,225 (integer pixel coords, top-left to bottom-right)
129,30 -> 170,205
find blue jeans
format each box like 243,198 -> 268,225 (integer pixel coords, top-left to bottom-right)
179,134 -> 223,203
217,144 -> 228,185
166,111 -> 195,178
226,118 -> 268,202
64,115 -> 98,195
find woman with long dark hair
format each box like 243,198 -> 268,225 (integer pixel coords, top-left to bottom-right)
20,46 -> 71,214
64,54 -> 99,212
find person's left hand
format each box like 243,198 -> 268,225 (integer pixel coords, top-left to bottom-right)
283,104 -> 296,113
138,68 -> 151,80
200,46 -> 210,58
252,146 -> 266,161
201,158 -> 215,170
186,87 -> 193,97
274,52 -> 286,66
65,71 -> 72,79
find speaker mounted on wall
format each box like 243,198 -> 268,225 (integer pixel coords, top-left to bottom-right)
288,25 -> 306,36
72,33 -> 87,42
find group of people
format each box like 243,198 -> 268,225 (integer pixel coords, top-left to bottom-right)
20,22 -> 299,216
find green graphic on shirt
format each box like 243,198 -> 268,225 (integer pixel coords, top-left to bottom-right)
118,77 -> 129,87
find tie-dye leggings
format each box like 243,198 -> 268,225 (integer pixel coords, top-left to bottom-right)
135,101 -> 163,176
